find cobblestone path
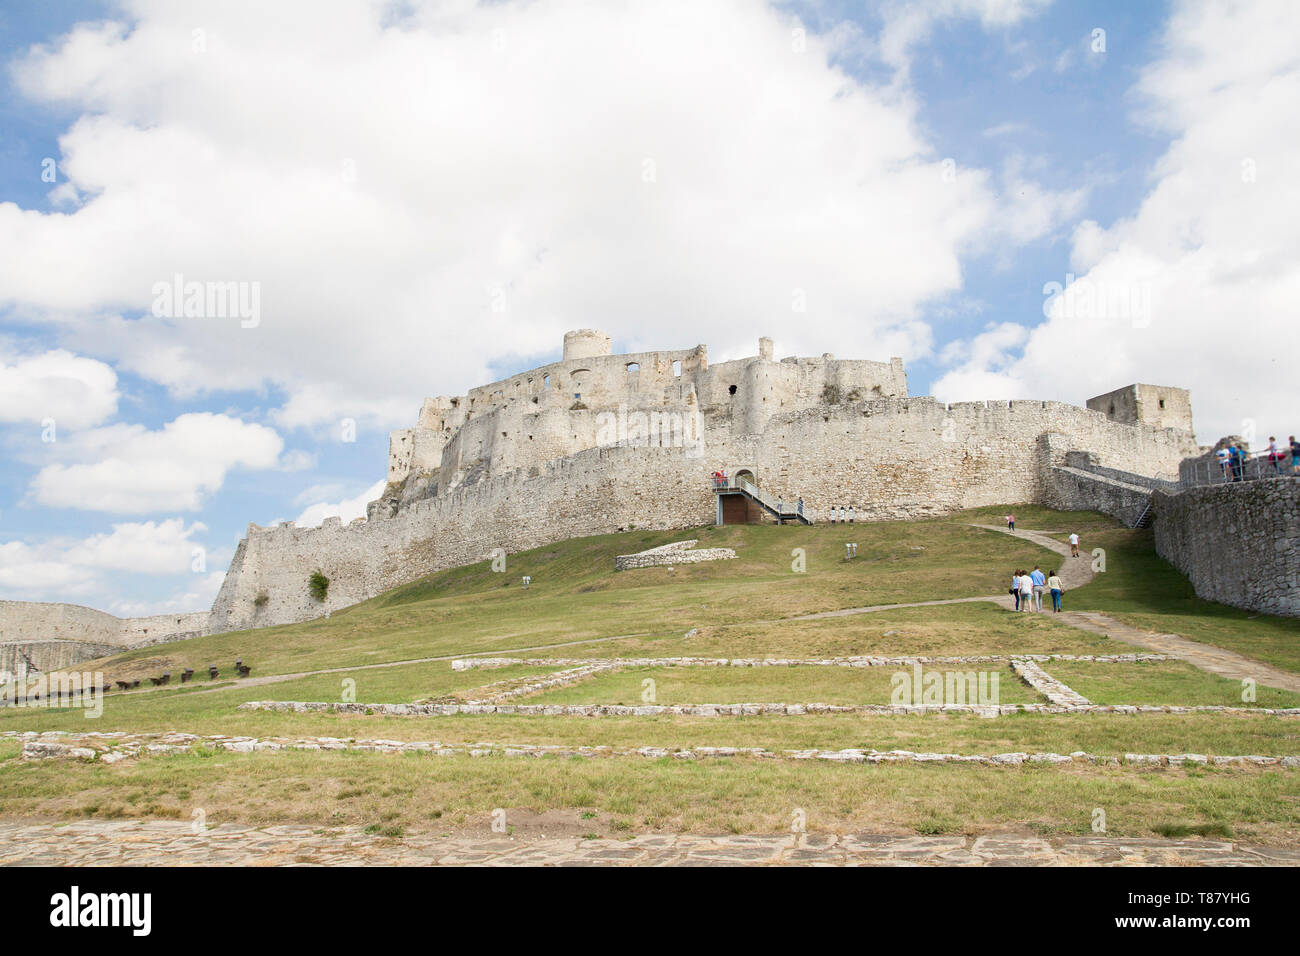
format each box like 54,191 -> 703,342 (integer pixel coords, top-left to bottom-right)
2,820 -> 1297,866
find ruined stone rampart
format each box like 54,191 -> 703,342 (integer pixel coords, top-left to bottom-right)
209,389 -> 1200,632
1153,478 -> 1300,617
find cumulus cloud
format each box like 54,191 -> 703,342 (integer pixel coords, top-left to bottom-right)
294,479 -> 386,527
107,570 -> 227,618
934,0 -> 1300,445
0,347 -> 118,429
0,518 -> 215,609
29,412 -> 283,512
0,0 -> 1069,431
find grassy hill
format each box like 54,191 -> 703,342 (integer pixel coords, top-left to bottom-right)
2,504 -> 1298,844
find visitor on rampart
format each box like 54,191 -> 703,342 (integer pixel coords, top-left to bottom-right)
1291,436 -> 1300,474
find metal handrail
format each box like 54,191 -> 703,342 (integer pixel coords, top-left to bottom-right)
712,475 -> 808,520
1182,449 -> 1297,488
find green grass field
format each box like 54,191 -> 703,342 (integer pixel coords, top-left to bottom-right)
2,504 -> 1298,844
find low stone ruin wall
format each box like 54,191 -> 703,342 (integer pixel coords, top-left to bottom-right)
614,540 -> 737,571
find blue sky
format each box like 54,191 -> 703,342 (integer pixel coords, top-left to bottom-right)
0,0 -> 1295,615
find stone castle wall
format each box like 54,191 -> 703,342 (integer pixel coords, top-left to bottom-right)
208,395 -> 1199,632
0,602 -> 209,673
0,640 -> 121,678
1153,478 -> 1300,617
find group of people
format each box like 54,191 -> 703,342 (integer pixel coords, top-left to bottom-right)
1217,437 -> 1300,481
1011,565 -> 1064,613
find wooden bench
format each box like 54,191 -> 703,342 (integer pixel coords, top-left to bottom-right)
235,660 -> 251,678
180,669 -> 194,683
208,665 -> 220,680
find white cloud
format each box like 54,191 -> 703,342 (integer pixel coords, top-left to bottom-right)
934,0 -> 1300,446
878,0 -> 1053,74
0,0 -> 1067,431
63,517 -> 208,574
107,570 -> 226,618
0,347 -> 118,429
30,412 -> 283,512
0,518 -> 217,609
294,479 -> 386,527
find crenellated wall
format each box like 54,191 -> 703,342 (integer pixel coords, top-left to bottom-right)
210,390 -> 1201,632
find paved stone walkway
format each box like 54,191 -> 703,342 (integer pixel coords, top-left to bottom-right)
1,820 -> 1296,866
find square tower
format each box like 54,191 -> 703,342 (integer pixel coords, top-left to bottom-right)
1087,384 -> 1193,433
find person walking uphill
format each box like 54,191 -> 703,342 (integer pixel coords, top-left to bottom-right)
1011,570 -> 1022,610
1030,565 -> 1046,611
1019,570 -> 1034,612
1047,570 -> 1063,612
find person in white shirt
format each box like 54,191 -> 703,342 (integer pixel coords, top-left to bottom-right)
1069,532 -> 1080,557
846,505 -> 855,523
1019,571 -> 1034,611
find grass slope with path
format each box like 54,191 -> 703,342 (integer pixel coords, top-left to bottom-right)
2,504 -> 1298,846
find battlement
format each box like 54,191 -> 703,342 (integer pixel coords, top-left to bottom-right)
206,333 -> 1201,635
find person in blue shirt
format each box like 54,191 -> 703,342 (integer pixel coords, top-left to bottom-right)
1030,566 -> 1047,612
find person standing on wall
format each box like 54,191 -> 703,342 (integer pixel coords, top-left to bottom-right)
1291,436 -> 1300,475
797,497 -> 804,518
1268,437 -> 1282,474
1047,570 -> 1064,612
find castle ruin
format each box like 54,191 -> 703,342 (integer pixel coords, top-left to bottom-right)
206,331 -> 1202,632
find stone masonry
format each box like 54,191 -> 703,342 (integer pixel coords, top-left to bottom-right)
202,332 -> 1203,633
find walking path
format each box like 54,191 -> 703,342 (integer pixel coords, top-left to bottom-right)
17,524 -> 1292,705
1,820 -> 1295,866
970,525 -> 1300,693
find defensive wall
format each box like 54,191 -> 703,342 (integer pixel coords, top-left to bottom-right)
11,331 -> 1294,640
1153,478 -> 1299,617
